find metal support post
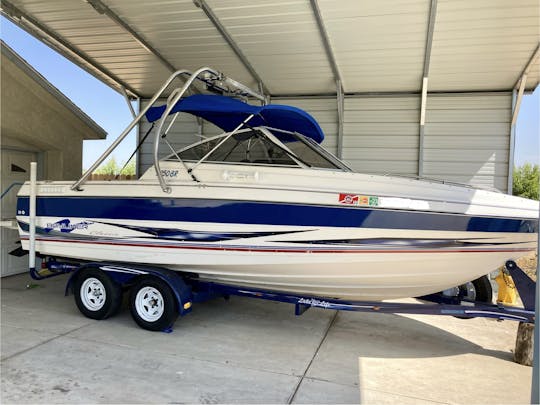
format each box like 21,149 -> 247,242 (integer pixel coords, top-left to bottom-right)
336,80 -> 344,159
28,162 -> 37,272
120,86 -> 137,119
508,90 -> 518,193
418,0 -> 437,178
419,77 -> 428,177
532,225 -> 539,403
511,74 -> 527,126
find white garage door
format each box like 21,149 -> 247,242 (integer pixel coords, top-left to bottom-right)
1,149 -> 37,277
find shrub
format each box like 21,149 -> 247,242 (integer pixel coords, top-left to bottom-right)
513,163 -> 539,200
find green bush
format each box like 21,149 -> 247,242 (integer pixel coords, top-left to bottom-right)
513,163 -> 539,200
93,156 -> 136,176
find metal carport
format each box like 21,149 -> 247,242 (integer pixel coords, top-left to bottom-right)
1,0 -> 538,192
1,1 -> 539,400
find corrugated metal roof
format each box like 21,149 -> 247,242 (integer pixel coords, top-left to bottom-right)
1,0 -> 538,97
429,0 -> 540,91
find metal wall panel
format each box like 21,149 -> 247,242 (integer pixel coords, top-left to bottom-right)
342,97 -> 420,175
423,93 -> 511,192
272,98 -> 338,154
139,93 -> 512,195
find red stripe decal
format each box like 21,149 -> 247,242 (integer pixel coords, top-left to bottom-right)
22,237 -> 534,254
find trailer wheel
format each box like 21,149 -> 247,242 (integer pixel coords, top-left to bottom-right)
129,276 -> 178,331
442,275 -> 493,319
462,275 -> 493,303
74,268 -> 123,320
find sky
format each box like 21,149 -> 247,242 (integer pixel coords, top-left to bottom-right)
1,16 -> 539,170
1,17 -> 137,170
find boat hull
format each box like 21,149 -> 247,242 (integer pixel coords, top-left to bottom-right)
20,233 -> 533,300
15,166 -> 538,300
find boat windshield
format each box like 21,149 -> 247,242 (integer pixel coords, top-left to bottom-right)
168,128 -> 348,170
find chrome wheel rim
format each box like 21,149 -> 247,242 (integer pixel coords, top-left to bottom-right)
80,277 -> 106,311
135,286 -> 164,322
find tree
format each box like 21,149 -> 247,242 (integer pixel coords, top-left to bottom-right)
94,156 -> 120,175
120,160 -> 136,176
93,156 -> 136,176
513,163 -> 539,200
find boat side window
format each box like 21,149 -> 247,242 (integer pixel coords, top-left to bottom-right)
175,130 -> 299,166
174,137 -> 223,161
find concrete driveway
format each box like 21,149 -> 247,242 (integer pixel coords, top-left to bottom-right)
0,273 -> 532,404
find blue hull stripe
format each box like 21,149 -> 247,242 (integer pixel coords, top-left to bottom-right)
17,196 -> 537,233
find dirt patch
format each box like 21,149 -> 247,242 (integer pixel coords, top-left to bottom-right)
515,252 -> 537,281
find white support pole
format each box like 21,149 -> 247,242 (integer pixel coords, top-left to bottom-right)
511,74 -> 527,126
336,80 -> 344,159
508,90 -> 517,194
28,162 -> 37,271
419,77 -> 429,177
120,86 -> 137,119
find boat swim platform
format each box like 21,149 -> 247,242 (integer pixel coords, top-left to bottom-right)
1,272 -> 532,404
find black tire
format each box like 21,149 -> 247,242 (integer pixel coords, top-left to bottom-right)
452,275 -> 493,319
467,275 -> 493,303
129,276 -> 178,332
74,268 -> 123,320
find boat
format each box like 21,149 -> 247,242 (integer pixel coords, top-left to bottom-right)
15,68 -> 538,301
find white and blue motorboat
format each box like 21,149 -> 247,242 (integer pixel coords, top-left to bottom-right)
16,68 -> 538,301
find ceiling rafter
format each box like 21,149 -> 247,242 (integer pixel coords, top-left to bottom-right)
309,0 -> 343,92
86,0 -> 177,75
193,0 -> 270,96
0,0 -> 140,98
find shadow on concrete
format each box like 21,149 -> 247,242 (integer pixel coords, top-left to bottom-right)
326,310 -> 515,362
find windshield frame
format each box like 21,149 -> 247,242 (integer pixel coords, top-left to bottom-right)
163,126 -> 350,172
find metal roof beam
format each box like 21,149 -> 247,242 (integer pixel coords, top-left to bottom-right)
418,0 -> 438,177
270,89 -> 512,99
513,43 -> 540,90
193,0 -> 270,96
309,0 -> 344,157
120,86 -> 137,119
86,0 -> 177,74
511,74 -> 527,126
309,0 -> 343,92
0,0 -> 139,98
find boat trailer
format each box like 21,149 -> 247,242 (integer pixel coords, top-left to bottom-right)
29,257 -> 535,332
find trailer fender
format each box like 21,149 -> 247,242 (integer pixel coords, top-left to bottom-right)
65,262 -> 193,315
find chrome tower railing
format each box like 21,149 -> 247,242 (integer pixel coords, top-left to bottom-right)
71,68 -> 265,192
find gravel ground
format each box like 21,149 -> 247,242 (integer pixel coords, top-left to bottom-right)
515,252 -> 537,281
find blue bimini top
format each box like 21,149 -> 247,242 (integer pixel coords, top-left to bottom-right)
145,94 -> 325,143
